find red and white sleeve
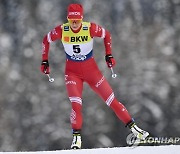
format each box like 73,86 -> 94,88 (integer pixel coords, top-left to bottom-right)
90,23 -> 112,55
42,25 -> 62,60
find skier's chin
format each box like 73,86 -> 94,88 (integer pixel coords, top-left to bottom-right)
71,26 -> 79,31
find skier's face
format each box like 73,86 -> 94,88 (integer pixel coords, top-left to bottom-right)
68,19 -> 82,30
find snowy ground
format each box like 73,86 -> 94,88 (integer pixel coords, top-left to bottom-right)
0,145 -> 180,154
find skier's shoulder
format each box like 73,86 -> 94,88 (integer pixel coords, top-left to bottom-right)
54,24 -> 63,31
47,24 -> 63,40
90,22 -> 100,27
89,22 -> 104,32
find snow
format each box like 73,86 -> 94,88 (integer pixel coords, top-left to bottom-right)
0,145 -> 180,154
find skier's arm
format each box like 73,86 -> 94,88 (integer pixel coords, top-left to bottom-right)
90,23 -> 112,55
41,25 -> 62,74
90,23 -> 116,67
42,25 -> 62,60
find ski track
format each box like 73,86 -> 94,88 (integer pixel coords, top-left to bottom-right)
0,145 -> 180,154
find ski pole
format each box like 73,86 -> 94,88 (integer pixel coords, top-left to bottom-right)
110,67 -> 117,78
46,74 -> 55,82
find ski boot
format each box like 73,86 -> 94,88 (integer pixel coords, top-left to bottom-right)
126,120 -> 149,140
71,130 -> 82,149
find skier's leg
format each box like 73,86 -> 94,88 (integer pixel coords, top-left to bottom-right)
86,71 -> 149,139
65,74 -> 83,130
87,73 -> 132,124
65,74 -> 83,149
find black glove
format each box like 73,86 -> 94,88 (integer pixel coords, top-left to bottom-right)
41,60 -> 50,74
105,54 -> 116,68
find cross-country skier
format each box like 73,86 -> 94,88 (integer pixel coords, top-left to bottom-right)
40,3 -> 149,149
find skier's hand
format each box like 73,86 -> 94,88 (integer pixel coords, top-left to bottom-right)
105,54 -> 116,68
41,60 -> 50,74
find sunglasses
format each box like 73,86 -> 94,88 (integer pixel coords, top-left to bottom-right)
68,19 -> 82,24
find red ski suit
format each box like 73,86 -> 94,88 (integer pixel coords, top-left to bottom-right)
42,22 -> 132,130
